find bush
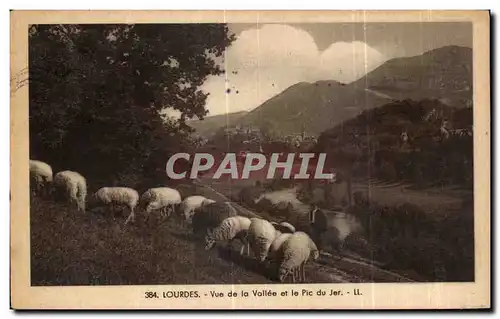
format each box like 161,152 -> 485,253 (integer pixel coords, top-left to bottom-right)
348,201 -> 474,282
316,99 -> 473,189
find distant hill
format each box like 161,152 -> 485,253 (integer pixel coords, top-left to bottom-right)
192,45 -> 472,137
352,45 -> 472,108
238,80 -> 391,136
187,111 -> 248,137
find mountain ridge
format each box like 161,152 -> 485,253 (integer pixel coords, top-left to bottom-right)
189,45 -> 472,137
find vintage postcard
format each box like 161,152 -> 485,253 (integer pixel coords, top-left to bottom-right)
10,10 -> 490,310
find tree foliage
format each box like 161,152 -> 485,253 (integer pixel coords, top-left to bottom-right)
315,99 -> 473,188
29,24 -> 235,188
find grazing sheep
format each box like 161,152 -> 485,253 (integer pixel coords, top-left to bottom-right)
29,160 -> 53,196
278,231 -> 319,283
53,170 -> 87,212
91,187 -> 139,224
140,187 -> 182,218
247,218 -> 278,262
308,236 -> 320,261
295,207 -> 363,256
270,232 -> 318,281
205,216 -> 252,255
277,221 -> 296,234
180,195 -> 216,222
274,229 -> 282,238
270,222 -> 282,237
191,201 -> 238,239
267,233 -> 293,262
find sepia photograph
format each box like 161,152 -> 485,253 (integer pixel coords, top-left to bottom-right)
10,10 -> 490,310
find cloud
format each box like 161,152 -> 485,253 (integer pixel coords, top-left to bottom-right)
200,24 -> 388,117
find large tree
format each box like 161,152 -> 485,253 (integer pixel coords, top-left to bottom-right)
29,24 -> 235,188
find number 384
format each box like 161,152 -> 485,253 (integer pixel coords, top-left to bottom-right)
144,291 -> 159,298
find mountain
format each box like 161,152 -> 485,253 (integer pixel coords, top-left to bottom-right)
192,45 -> 472,137
352,45 -> 472,108
237,80 -> 391,136
187,111 -> 248,137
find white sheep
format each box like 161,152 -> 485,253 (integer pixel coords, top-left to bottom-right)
277,221 -> 296,233
205,216 -> 252,255
53,170 -> 87,212
29,160 -> 53,196
91,187 -> 139,224
247,218 -> 278,262
271,222 -> 282,237
267,232 -> 293,262
140,187 -> 182,218
268,232 -> 315,280
274,229 -> 282,238
191,201 -> 238,239
278,231 -> 319,283
308,236 -> 320,261
180,195 -> 216,221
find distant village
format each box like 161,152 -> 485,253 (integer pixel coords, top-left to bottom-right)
192,124 -> 319,153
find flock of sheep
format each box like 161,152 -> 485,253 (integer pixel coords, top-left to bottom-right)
30,159 -> 362,283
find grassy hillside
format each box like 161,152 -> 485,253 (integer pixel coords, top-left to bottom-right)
30,197 -> 275,285
32,191 -> 412,286
30,174 -> 472,285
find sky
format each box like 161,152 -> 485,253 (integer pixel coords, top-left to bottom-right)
174,22 -> 472,118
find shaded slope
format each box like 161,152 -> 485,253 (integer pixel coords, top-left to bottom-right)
187,111 -> 248,137
238,80 -> 390,136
